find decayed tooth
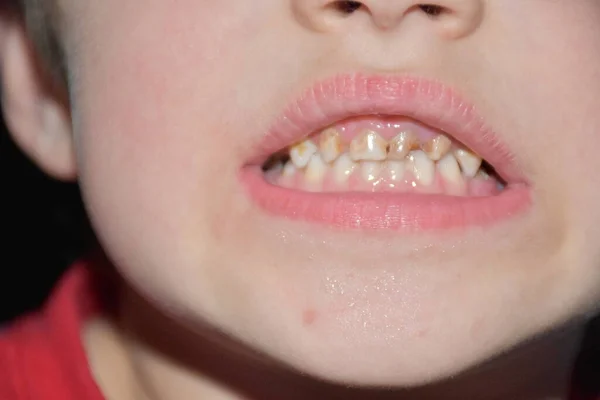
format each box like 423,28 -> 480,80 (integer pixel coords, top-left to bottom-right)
386,161 -> 405,181
454,148 -> 482,178
332,153 -> 357,183
408,150 -> 435,186
349,130 -> 388,162
289,139 -> 318,169
422,135 -> 452,161
319,128 -> 344,163
361,162 -> 382,182
437,153 -> 463,185
305,153 -> 327,183
388,130 -> 418,160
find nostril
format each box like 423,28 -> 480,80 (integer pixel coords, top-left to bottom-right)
418,4 -> 447,17
333,0 -> 363,14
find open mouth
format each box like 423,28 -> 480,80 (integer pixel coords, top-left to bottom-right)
242,74 -> 531,231
261,116 -> 505,197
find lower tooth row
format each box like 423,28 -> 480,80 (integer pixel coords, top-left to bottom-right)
282,150 -> 471,187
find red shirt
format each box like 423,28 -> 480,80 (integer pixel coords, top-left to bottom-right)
0,264 -> 104,400
0,262 -> 597,400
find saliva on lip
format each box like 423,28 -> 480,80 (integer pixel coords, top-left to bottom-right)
262,128 -> 506,197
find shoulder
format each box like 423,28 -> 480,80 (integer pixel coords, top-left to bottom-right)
0,264 -> 107,400
0,312 -> 60,399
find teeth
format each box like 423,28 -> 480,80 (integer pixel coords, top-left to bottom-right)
454,149 -> 482,178
282,162 -> 297,178
476,169 -> 490,180
305,153 -> 327,183
290,140 -> 318,169
319,128 -> 344,163
421,135 -> 452,161
350,130 -> 388,162
408,150 -> 435,186
361,161 -> 382,182
388,130 -> 418,160
332,153 -> 357,183
437,153 -> 463,186
386,161 -> 405,181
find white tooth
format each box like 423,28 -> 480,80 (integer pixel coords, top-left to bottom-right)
454,148 -> 482,178
386,161 -> 405,181
305,153 -> 327,183
408,150 -> 435,186
282,162 -> 297,178
422,135 -> 452,161
476,169 -> 490,180
289,140 -> 318,169
437,153 -> 463,185
319,128 -> 344,163
361,162 -> 382,182
388,130 -> 418,160
332,153 -> 356,183
350,130 -> 388,162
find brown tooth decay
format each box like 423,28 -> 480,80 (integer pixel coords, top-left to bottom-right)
421,134 -> 452,161
289,139 -> 318,168
349,130 -> 388,162
388,130 -> 418,160
319,128 -> 344,163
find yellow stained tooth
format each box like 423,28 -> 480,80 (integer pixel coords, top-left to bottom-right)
454,148 -> 482,178
350,130 -> 388,162
388,130 -> 418,160
422,135 -> 452,161
289,140 -> 318,169
319,128 -> 344,163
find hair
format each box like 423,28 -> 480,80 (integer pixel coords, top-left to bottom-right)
16,0 -> 67,87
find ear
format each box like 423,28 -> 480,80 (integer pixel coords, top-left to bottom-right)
0,9 -> 75,181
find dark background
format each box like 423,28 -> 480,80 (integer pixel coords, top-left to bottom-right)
0,114 -> 89,323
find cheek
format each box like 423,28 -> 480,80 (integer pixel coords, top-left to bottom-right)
66,2 -> 261,282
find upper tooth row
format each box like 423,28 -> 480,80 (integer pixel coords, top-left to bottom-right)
289,129 -> 483,178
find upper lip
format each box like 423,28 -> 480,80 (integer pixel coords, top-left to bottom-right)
247,73 -> 525,184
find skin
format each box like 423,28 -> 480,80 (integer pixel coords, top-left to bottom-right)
2,0 -> 600,398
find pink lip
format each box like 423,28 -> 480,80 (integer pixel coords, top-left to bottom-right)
241,73 -> 531,231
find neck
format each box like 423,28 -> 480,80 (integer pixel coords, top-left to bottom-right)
86,281 -> 587,400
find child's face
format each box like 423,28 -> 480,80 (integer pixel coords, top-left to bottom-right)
21,0 -> 600,386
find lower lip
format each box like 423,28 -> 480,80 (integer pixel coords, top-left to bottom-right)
241,167 -> 531,231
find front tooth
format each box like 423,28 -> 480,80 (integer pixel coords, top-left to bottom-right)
408,150 -> 435,186
319,128 -> 344,163
388,130 -> 418,160
386,161 -> 405,181
290,140 -> 318,169
454,148 -> 482,178
437,153 -> 463,185
422,135 -> 452,161
332,153 -> 357,183
349,130 -> 388,162
361,162 -> 382,182
305,153 -> 327,183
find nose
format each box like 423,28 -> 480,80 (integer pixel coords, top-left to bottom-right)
293,0 -> 484,39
